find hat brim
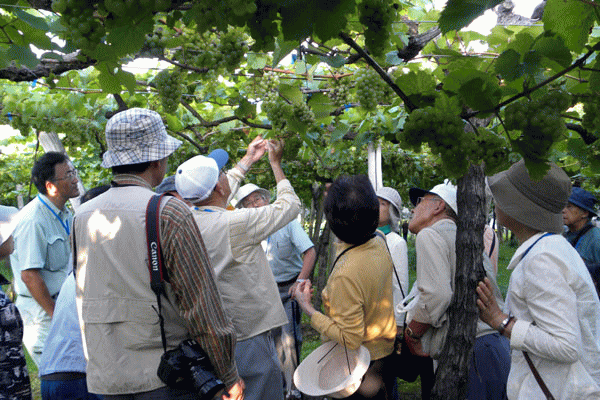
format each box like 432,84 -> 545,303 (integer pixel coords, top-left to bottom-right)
488,171 -> 564,234
294,342 -> 370,398
101,135 -> 182,168
377,193 -> 401,215
569,199 -> 598,217
236,188 -> 271,208
409,188 -> 430,207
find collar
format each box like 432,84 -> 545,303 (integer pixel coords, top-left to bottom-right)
112,174 -> 153,189
507,231 -> 548,270
379,225 -> 391,235
38,193 -> 66,214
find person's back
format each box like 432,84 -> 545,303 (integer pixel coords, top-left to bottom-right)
505,233 -> 600,398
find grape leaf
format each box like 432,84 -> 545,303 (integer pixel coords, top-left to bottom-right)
543,0 -> 594,53
439,0 -> 503,34
532,33 -> 572,68
495,49 -> 523,81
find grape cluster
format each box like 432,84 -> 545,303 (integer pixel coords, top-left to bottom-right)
293,102 -> 317,129
153,69 -> 184,114
52,0 -> 105,53
358,0 -> 396,57
256,71 -> 280,103
503,90 -> 570,162
399,106 -> 470,177
144,30 -> 167,57
263,98 -> 293,133
175,28 -> 249,73
327,77 -> 351,107
354,69 -> 386,111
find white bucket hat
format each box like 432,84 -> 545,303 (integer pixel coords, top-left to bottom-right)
376,186 -> 403,215
102,108 -> 182,168
409,179 -> 457,214
175,149 -> 229,202
0,205 -> 18,246
293,342 -> 370,398
235,183 -> 271,208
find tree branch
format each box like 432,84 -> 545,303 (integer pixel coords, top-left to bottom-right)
566,122 -> 598,145
0,52 -> 94,82
339,32 -> 417,111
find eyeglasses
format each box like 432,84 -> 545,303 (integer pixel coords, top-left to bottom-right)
53,169 -> 78,181
415,196 -> 440,206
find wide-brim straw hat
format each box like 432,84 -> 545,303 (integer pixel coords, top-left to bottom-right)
294,342 -> 370,398
487,159 -> 571,234
102,108 -> 182,168
235,183 -> 271,208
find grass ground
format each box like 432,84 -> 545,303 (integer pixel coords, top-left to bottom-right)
0,236 -> 518,400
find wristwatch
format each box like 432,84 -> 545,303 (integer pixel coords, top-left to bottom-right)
405,326 -> 422,340
498,314 -> 514,335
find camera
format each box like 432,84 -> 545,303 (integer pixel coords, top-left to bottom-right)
157,339 -> 225,399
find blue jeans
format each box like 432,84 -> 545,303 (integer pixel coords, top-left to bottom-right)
41,376 -> 103,400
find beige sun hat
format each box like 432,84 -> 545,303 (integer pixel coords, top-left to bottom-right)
376,186 -> 403,216
293,342 -> 370,398
487,159 -> 571,234
235,183 -> 271,208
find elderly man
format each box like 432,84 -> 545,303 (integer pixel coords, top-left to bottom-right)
10,151 -> 80,365
175,137 -> 300,400
405,180 -> 510,400
478,160 -> 600,399
236,183 -> 316,400
73,108 -> 242,400
563,187 -> 600,275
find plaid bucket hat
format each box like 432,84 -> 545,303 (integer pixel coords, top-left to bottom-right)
102,108 -> 182,168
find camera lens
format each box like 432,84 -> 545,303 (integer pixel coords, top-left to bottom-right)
189,365 -> 225,399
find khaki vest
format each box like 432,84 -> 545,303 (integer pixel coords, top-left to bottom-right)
74,185 -> 188,395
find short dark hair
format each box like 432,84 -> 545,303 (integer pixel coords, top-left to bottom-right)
111,162 -> 152,175
31,152 -> 68,195
81,185 -> 110,204
324,175 -> 379,245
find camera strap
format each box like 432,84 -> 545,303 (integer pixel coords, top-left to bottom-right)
145,193 -> 172,353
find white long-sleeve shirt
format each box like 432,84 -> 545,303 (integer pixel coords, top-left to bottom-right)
384,231 -> 410,325
505,232 -> 600,399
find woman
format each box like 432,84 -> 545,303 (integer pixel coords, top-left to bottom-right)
294,175 -> 397,399
376,187 -> 409,324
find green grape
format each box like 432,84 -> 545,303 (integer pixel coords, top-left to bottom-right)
154,69 -> 184,114
354,69 -> 386,111
357,0 -> 396,57
263,98 -> 293,133
328,76 -> 351,108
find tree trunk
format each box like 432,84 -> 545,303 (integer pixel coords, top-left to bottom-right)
432,163 -> 487,399
313,224 -> 332,312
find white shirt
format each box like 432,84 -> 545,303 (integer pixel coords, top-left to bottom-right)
505,233 -> 600,399
384,231 -> 409,325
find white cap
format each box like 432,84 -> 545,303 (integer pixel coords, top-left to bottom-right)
175,149 -> 229,202
409,179 -> 457,214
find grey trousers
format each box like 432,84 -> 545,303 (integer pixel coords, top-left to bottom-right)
236,330 -> 284,400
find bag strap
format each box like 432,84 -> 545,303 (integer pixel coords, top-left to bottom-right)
523,351 -> 555,400
488,230 -> 496,259
145,193 -> 171,353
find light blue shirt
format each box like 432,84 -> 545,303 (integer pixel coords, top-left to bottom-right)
10,194 -> 72,297
564,222 -> 600,269
38,273 -> 86,375
266,220 -> 314,282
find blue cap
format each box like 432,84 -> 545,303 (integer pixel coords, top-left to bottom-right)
568,187 -> 597,216
208,149 -> 229,170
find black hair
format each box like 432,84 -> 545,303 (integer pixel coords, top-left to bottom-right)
111,162 -> 152,175
31,152 -> 68,195
81,185 -> 110,204
324,175 -> 379,245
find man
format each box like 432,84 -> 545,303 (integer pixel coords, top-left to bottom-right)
236,183 -> 316,400
405,180 -> 510,400
73,108 -> 243,400
563,187 -> 600,276
478,160 -> 600,399
10,151 -> 79,365
175,137 -> 300,400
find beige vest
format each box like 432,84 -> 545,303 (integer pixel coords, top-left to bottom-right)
74,185 -> 188,395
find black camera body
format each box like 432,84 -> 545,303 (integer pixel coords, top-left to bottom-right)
157,339 -> 225,399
